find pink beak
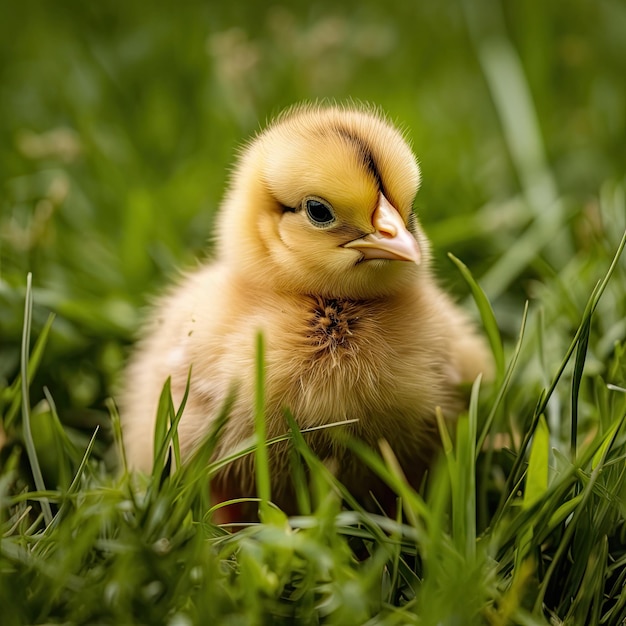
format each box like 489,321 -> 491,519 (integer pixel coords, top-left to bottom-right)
343,193 -> 421,264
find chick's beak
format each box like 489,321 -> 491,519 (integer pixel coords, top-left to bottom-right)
343,193 -> 421,264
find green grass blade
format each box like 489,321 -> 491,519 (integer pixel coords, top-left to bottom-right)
500,231 -> 626,520
64,427 -> 100,497
254,332 -> 270,504
546,494 -> 583,533
536,227 -> 626,420
43,426 -> 100,534
571,308 -> 591,459
107,397 -> 127,474
42,387 -> 80,462
435,406 -> 455,459
289,438 -> 311,516
452,416 -> 470,557
464,375 -> 480,558
20,273 -> 53,527
533,411 -> 622,613
5,312 -> 55,429
448,253 -> 505,383
171,373 -> 190,472
512,414 -> 549,576
152,376 -> 173,471
523,414 -> 549,510
592,411 -> 626,470
284,410 -> 403,550
477,301 -> 528,453
346,436 -> 432,534
151,369 -> 191,483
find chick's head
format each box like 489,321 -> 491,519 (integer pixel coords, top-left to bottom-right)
217,104 -> 429,299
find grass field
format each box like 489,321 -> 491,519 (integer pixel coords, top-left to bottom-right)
1,1 -> 626,624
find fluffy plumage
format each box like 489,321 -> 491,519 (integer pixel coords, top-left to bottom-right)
120,103 -> 491,519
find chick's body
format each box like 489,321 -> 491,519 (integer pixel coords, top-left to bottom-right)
121,105 -> 491,517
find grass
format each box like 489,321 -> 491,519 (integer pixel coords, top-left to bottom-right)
1,1 -> 626,624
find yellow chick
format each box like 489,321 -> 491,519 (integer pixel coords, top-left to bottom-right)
121,104 -> 491,520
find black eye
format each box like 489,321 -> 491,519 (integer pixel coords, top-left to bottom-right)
305,198 -> 336,227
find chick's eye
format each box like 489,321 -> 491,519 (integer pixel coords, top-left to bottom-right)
305,198 -> 335,228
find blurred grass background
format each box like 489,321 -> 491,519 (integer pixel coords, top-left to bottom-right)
1,2 -> 626,623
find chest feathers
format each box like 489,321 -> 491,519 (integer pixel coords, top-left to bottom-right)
262,295 -> 454,435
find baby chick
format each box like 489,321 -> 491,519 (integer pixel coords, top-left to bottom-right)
121,104 -> 491,520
